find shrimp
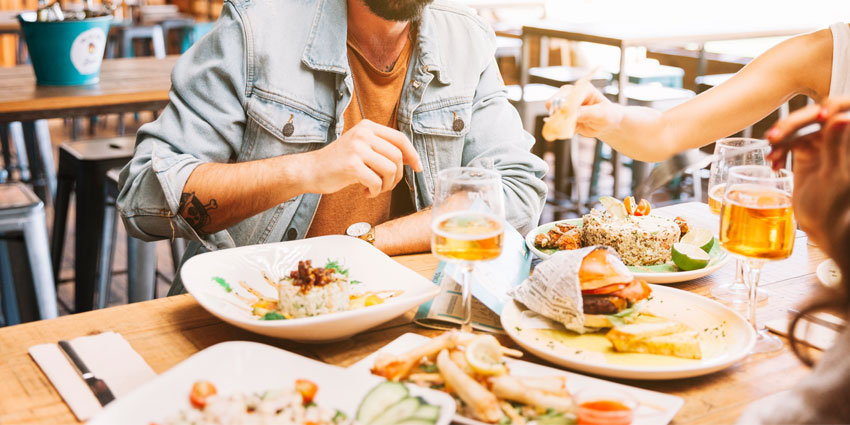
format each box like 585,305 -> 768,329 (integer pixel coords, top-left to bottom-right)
436,349 -> 503,423
372,332 -> 460,381
489,375 -> 573,413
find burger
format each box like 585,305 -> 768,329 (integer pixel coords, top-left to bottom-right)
579,248 -> 652,328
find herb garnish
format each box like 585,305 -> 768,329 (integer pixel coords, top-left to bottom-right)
261,312 -> 286,320
212,276 -> 232,292
325,259 -> 361,284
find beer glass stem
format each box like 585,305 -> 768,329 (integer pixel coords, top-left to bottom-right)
742,257 -> 764,332
460,262 -> 475,333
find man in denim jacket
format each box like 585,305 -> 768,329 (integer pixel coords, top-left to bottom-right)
118,0 -> 548,294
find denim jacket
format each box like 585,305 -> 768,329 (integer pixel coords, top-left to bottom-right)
117,0 -> 548,281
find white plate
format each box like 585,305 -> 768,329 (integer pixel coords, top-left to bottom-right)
348,333 -> 684,425
816,259 -> 842,289
90,341 -> 455,425
181,235 -> 439,342
526,218 -> 730,284
501,285 -> 755,380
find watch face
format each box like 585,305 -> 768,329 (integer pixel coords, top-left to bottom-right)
346,222 -> 371,237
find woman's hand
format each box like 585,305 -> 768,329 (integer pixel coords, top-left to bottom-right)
546,80 -> 623,138
766,97 -> 850,245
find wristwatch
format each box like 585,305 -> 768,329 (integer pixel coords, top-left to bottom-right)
346,222 -> 375,244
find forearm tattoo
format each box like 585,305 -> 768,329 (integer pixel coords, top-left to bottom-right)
178,192 -> 218,234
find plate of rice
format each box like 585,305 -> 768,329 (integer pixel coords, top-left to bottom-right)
526,214 -> 729,284
180,235 -> 440,342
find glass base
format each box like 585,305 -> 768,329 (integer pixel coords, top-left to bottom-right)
751,329 -> 784,354
711,282 -> 767,303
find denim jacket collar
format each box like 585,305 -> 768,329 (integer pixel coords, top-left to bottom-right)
300,0 -> 450,84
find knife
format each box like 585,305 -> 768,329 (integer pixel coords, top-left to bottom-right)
58,340 -> 116,407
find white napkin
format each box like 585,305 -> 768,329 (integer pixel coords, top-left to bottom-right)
28,331 -> 156,421
766,312 -> 844,351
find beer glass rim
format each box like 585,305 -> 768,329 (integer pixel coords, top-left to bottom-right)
437,167 -> 501,182
715,138 -> 769,151
727,165 -> 792,183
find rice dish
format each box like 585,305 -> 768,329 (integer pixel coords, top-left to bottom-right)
582,209 -> 680,266
278,260 -> 350,318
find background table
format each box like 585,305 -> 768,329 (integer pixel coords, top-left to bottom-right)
0,202 -> 829,424
0,56 -> 177,123
0,56 -> 177,315
518,21 -> 817,197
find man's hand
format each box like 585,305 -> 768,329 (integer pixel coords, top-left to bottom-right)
303,119 -> 423,197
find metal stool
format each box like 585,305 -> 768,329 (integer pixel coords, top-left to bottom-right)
0,121 -> 56,202
51,137 -> 135,312
105,23 -> 166,135
96,168 -> 186,308
0,183 -> 58,324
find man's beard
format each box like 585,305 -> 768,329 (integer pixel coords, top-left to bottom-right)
362,0 -> 433,21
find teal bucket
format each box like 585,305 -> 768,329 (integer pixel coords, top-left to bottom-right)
18,12 -> 112,86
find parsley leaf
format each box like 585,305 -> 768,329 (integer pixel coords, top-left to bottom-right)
212,276 -> 232,292
324,259 -> 349,276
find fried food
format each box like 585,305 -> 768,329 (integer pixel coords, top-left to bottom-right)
534,222 -> 583,251
436,349 -> 503,423
674,216 -> 689,238
606,320 -> 702,359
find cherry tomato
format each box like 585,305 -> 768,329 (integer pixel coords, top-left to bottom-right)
623,196 -> 636,215
189,381 -> 217,408
295,379 -> 318,404
633,199 -> 651,216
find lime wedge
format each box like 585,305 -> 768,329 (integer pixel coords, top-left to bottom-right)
681,227 -> 715,253
599,196 -> 627,220
672,243 -> 711,271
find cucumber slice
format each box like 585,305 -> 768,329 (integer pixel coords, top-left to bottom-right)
370,397 -> 422,425
411,404 -> 441,422
357,382 -> 409,424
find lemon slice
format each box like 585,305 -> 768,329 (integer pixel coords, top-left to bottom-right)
672,243 -> 710,271
681,227 -> 715,253
465,335 -> 508,376
599,196 -> 628,220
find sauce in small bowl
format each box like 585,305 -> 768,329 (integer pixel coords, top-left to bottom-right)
576,389 -> 638,425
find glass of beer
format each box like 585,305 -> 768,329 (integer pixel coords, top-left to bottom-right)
719,165 -> 794,354
431,167 -> 505,333
707,138 -> 770,303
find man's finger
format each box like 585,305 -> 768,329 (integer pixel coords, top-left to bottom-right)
353,162 -> 383,197
369,138 -> 405,188
365,122 -> 423,172
361,148 -> 398,193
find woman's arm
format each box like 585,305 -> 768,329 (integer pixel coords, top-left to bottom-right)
559,27 -> 834,162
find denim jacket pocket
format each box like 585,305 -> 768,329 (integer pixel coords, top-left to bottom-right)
411,99 -> 473,193
242,93 -> 332,161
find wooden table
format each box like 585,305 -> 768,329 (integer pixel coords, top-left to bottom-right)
0,55 -> 177,123
0,202 -> 828,424
518,21 -> 817,198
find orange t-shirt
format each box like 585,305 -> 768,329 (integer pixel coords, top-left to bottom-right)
306,36 -> 414,237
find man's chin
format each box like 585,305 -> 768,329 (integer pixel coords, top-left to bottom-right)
362,0 -> 434,21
